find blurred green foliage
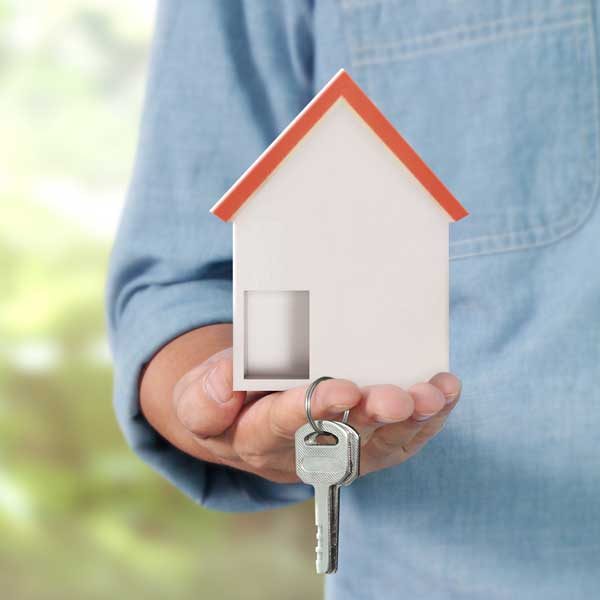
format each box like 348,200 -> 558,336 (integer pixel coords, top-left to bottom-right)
0,2 -> 319,598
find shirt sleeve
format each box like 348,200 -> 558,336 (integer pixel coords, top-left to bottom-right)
105,0 -> 315,511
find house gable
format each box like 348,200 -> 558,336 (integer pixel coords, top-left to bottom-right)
211,69 -> 468,223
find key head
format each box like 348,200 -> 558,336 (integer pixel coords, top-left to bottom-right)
295,420 -> 352,486
334,422 -> 361,486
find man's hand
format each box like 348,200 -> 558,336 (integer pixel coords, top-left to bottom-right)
140,324 -> 461,484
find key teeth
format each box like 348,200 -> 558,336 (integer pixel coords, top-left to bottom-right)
316,525 -> 323,555
316,524 -> 326,573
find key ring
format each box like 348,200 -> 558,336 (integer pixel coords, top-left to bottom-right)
305,376 -> 350,434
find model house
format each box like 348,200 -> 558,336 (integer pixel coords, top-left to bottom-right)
211,69 -> 468,391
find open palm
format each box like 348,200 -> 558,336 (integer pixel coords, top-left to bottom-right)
144,344 -> 462,484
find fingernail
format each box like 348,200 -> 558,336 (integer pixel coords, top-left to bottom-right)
174,384 -> 198,429
203,365 -> 232,404
445,392 -> 460,405
413,412 -> 437,422
375,415 -> 401,424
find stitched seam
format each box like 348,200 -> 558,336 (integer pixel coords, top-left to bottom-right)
451,213 -> 582,252
352,18 -> 588,66
450,196 -> 597,259
450,14 -> 600,259
341,0 -> 586,12
350,5 -> 589,52
450,211 -> 587,247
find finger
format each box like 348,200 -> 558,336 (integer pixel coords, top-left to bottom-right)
362,376 -> 461,472
359,384 -> 437,466
429,372 -> 462,406
173,348 -> 245,439
374,378 -> 460,448
348,384 -> 414,434
361,381 -> 445,449
409,382 -> 446,422
265,378 -> 363,441
405,374 -> 463,449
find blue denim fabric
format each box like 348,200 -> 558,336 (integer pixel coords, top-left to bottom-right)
106,1 -> 600,597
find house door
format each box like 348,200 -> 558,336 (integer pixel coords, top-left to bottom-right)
244,290 -> 309,379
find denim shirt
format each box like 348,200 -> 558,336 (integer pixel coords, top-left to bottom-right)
106,1 -> 600,597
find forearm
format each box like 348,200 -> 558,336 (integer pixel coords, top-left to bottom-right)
105,0 -> 318,510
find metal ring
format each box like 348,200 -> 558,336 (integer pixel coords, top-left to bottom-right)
305,376 -> 350,434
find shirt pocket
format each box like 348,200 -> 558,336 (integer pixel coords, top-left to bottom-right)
340,0 -> 599,258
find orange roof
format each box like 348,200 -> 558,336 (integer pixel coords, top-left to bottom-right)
211,69 -> 468,222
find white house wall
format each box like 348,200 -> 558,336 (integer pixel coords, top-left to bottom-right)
233,98 -> 450,391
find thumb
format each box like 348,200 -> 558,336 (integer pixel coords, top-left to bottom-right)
173,348 -> 245,438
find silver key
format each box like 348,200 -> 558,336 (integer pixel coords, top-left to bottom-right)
295,420 -> 360,574
337,421 -> 360,486
323,421 -> 360,574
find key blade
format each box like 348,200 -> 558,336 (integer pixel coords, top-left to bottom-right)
330,485 -> 340,573
314,484 -> 338,574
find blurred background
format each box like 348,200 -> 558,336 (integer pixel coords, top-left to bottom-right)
0,2 -> 319,598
